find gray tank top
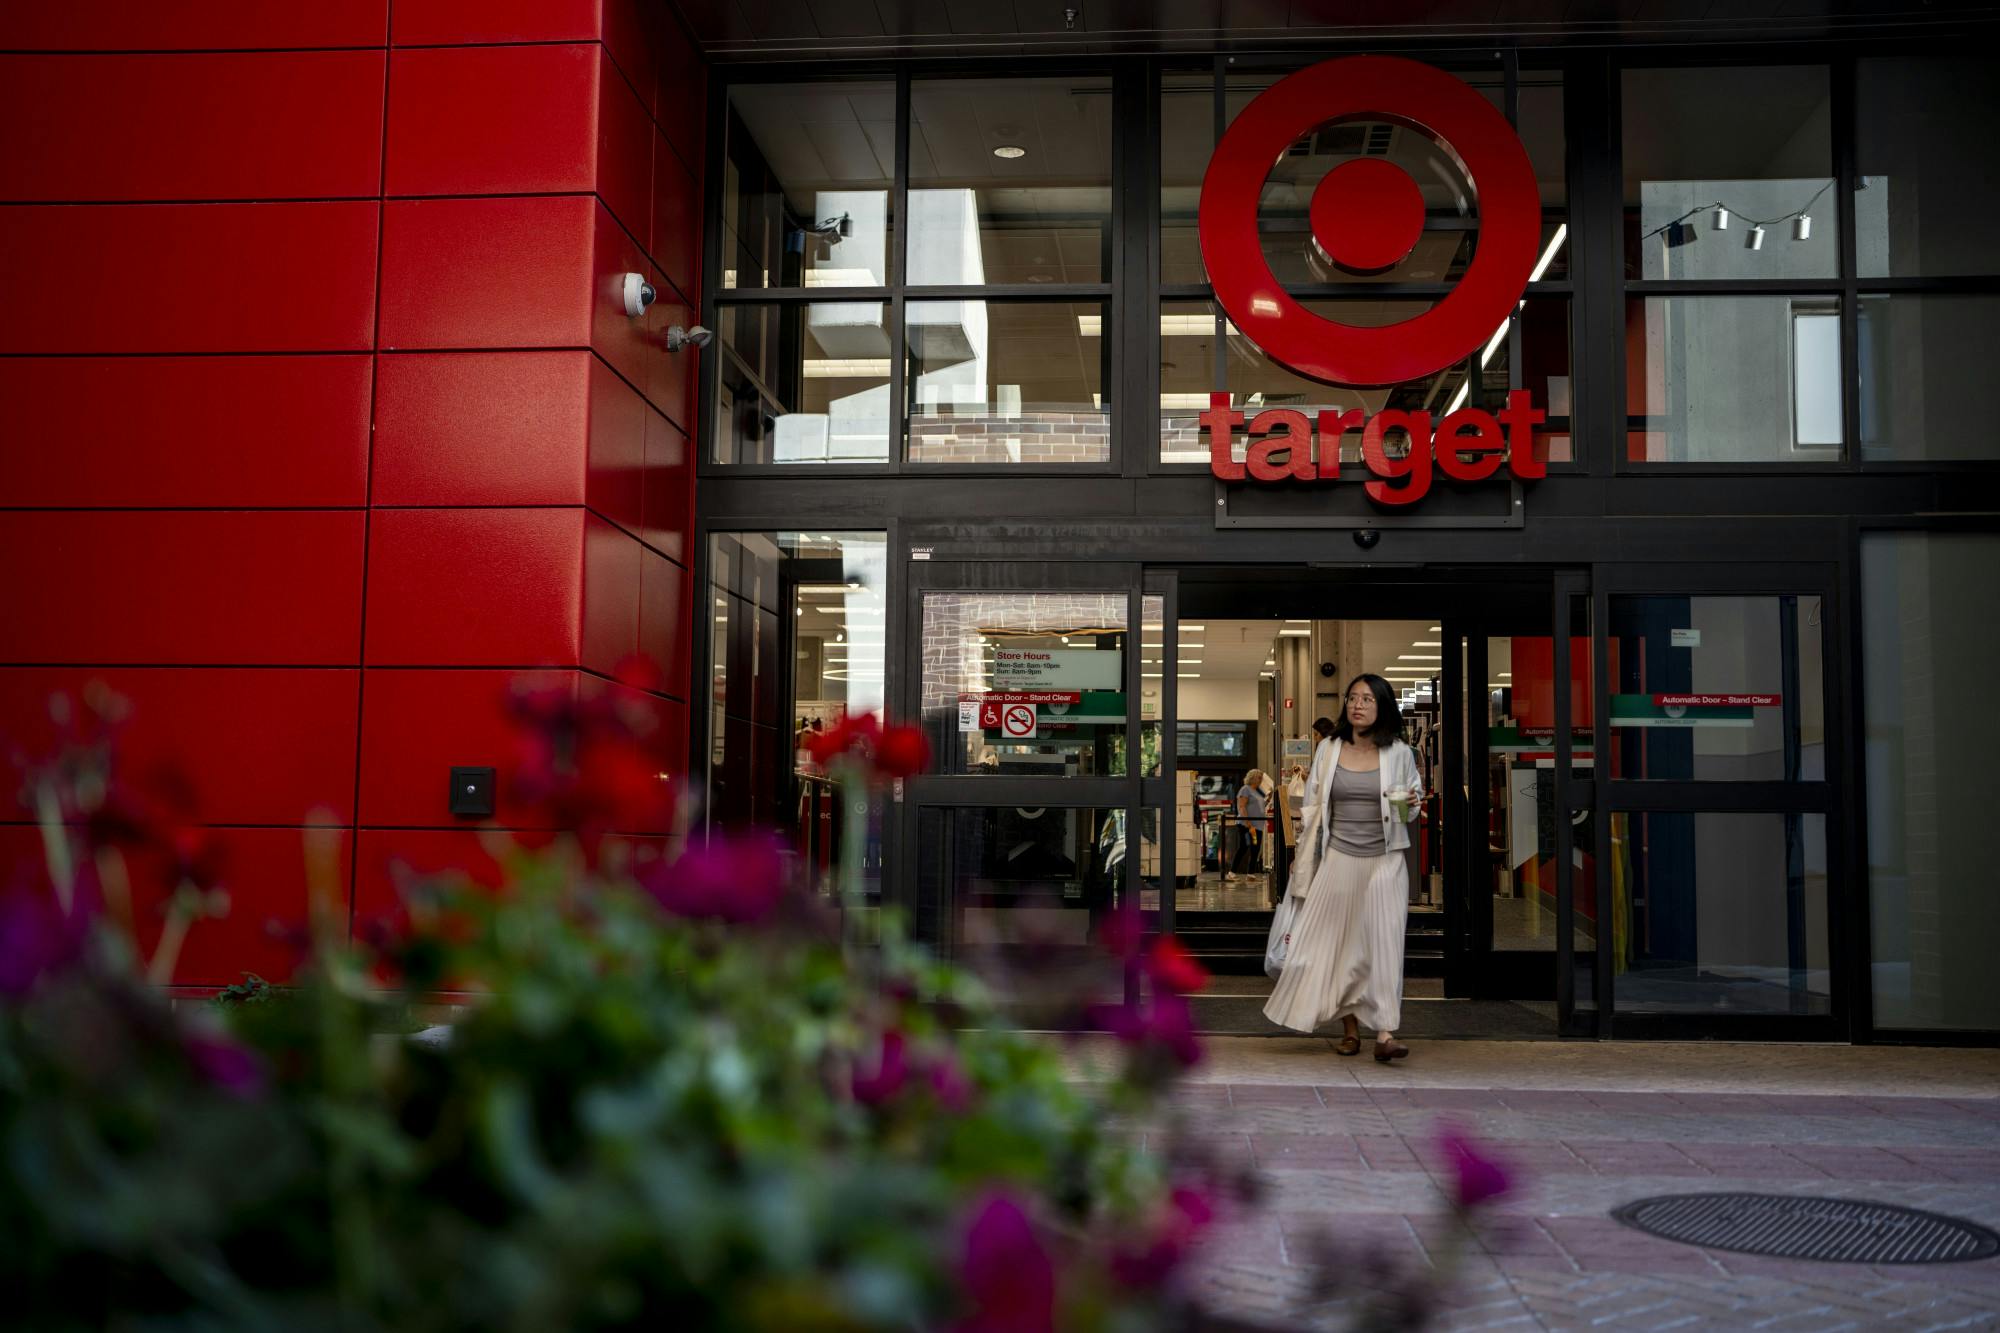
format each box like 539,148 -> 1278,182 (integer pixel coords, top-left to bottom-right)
1327,763 -> 1386,857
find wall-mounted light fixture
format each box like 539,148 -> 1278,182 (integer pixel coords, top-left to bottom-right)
666,325 -> 713,353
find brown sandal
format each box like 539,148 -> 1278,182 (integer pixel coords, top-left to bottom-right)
1373,1039 -> 1410,1064
1335,1035 -> 1361,1056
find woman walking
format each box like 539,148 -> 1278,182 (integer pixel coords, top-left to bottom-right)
1264,676 -> 1423,1062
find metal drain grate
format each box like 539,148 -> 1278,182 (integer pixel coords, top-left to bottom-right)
1614,1193 -> 2000,1265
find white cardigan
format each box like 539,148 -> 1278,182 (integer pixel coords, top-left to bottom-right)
1289,736 -> 1423,893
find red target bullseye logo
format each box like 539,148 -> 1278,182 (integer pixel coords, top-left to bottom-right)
1199,56 -> 1541,388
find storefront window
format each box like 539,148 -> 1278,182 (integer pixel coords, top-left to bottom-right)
908,77 -> 1113,286
1605,594 -> 1825,782
722,82 -> 894,291
919,591 -> 1128,776
1613,812 -> 1831,1016
1862,532 -> 2000,1032
905,301 -> 1108,464
1624,296 -> 1843,463
1858,294 -> 2000,462
1622,65 -> 1836,281
715,302 -> 892,464
706,532 -> 889,901
1855,58 -> 2000,279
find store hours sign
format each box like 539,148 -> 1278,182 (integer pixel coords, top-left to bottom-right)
1197,56 -> 1550,507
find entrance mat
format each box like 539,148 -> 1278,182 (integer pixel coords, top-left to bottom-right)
1188,996 -> 1555,1039
1614,1193 -> 2000,1265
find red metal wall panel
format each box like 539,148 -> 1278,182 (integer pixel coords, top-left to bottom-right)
0,52 -> 386,202
390,0 -> 598,46
0,667 -> 359,825
0,512 -> 365,666
356,668 -> 577,827
364,508 -> 585,666
581,515 -> 643,676
137,828 -> 351,987
378,195 -> 596,350
641,408 -> 692,565
652,126 -> 701,302
602,0 -> 661,120
371,351 -> 591,507
0,203 -> 379,354
0,1 -> 388,50
0,356 -> 370,508
587,200 -> 670,406
351,829 -> 508,940
639,549 -> 690,700
655,14 -> 705,178
596,46 -> 656,257
385,44 -> 597,199
586,355 -> 647,535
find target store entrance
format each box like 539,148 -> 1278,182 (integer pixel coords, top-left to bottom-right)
898,559 -> 1838,1043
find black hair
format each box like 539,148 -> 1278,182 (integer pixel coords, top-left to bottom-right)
1334,673 -> 1404,746
1310,716 -> 1337,740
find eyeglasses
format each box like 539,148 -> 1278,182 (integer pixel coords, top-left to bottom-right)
1344,695 -> 1376,707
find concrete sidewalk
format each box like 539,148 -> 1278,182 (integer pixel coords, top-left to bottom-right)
1122,1038 -> 2000,1331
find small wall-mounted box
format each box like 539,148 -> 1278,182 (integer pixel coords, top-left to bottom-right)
448,766 -> 497,818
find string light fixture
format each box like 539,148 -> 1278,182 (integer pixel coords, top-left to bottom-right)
1645,181 -> 1834,251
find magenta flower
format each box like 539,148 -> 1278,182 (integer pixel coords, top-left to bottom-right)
1090,992 -> 1202,1069
181,1027 -> 267,1100
639,830 -> 787,924
954,1193 -> 1056,1333
0,888 -> 89,998
852,1029 -> 911,1106
1437,1125 -> 1512,1208
925,1052 -> 976,1112
1109,1185 -> 1217,1288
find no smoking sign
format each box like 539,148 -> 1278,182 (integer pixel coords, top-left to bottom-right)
999,703 -> 1037,739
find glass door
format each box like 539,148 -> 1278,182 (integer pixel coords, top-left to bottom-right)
1586,563 -> 1844,1039
897,560 -> 1165,1012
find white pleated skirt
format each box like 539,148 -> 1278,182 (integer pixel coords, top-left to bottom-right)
1262,844 -> 1407,1034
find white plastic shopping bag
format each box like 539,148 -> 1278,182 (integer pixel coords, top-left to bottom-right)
1264,893 -> 1298,978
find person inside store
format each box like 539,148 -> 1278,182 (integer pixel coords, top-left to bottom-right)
1225,769 -> 1269,883
1263,677 -> 1424,1063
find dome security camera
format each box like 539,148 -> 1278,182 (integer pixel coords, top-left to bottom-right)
1353,528 -> 1381,550
620,272 -> 656,318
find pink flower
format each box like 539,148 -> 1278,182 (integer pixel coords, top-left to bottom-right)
954,1193 -> 1055,1333
181,1026 -> 266,1100
1437,1125 -> 1512,1208
926,1052 -> 977,1112
852,1030 -> 911,1106
639,831 -> 787,925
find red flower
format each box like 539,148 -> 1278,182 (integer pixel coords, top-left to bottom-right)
506,670 -> 677,854
804,712 -> 929,780
1145,936 -> 1210,996
955,1193 -> 1056,1333
851,1029 -> 911,1105
874,723 -> 931,778
1089,992 -> 1202,1069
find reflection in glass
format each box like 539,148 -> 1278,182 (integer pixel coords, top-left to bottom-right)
1622,66 -> 1836,280
706,532 -> 889,902
1605,595 -> 1825,782
715,303 -> 890,464
1863,533 -> 2000,1031
1613,812 -> 1831,1016
920,591 -> 1128,776
723,82 -> 894,290
909,77 -> 1112,286
906,301 -> 1108,463
1855,58 -> 2000,278
1859,295 -> 2000,462
1625,296 -> 1843,463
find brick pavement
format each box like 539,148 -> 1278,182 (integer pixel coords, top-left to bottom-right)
1114,1038 -> 2000,1331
